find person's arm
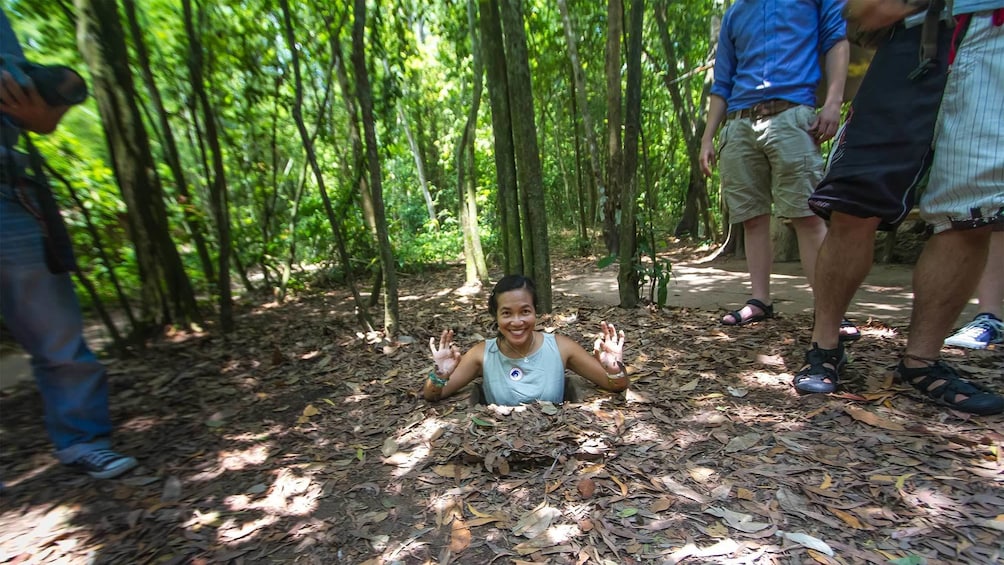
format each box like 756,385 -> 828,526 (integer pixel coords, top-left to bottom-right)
561,322 -> 629,393
423,329 -> 485,401
700,12 -> 736,177
699,94 -> 728,176
844,0 -> 924,30
0,69 -> 73,134
809,38 -> 849,143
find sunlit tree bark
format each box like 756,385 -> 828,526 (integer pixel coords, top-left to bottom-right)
181,0 -> 233,331
499,0 -> 551,312
617,0 -> 643,307
352,0 -> 400,338
479,0 -> 522,275
74,0 -> 200,334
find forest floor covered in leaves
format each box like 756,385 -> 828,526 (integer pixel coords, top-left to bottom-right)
0,252 -> 1001,565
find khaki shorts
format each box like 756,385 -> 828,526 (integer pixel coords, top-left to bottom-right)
922,14 -> 1004,234
719,105 -> 823,224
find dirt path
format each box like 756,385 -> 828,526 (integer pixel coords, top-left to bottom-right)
554,253 -> 984,327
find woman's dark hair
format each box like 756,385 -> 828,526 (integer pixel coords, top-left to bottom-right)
487,275 -> 538,317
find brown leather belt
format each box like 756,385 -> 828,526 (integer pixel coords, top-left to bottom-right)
728,99 -> 799,121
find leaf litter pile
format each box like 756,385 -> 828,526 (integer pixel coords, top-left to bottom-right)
0,258 -> 1001,564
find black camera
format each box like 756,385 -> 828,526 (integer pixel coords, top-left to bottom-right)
1,54 -> 88,107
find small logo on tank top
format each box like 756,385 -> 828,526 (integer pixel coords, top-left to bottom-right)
508,367 -> 524,381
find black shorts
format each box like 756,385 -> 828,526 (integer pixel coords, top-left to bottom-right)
809,23 -> 952,231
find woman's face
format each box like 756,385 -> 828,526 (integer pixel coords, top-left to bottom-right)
494,288 -> 537,346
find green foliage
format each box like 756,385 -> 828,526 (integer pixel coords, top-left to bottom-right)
5,0 -> 723,322
394,218 -> 463,269
636,240 -> 673,308
597,239 -> 673,308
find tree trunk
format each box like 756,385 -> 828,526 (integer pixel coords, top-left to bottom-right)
556,0 -> 606,247
74,0 -> 200,333
479,0 -> 522,275
617,0 -> 643,308
499,0 -> 551,313
604,0 -> 624,256
569,65 -> 589,254
352,0 -> 400,338
653,2 -> 716,240
458,0 -> 489,286
181,0 -> 233,332
398,105 -> 438,228
122,0 -> 215,286
331,28 -> 382,302
279,0 -> 373,329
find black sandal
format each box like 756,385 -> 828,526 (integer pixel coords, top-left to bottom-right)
721,298 -> 774,326
793,343 -> 846,395
839,318 -> 861,342
892,357 -> 1004,415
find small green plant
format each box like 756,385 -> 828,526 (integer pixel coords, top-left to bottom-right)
596,241 -> 673,307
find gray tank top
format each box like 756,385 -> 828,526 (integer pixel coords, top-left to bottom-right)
482,333 -> 565,405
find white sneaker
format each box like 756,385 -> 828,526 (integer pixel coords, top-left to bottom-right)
944,313 -> 1004,350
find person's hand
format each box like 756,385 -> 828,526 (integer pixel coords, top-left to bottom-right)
809,103 -> 841,144
699,137 -> 717,177
0,70 -> 66,134
592,322 -> 625,374
844,0 -> 922,30
429,329 -> 461,378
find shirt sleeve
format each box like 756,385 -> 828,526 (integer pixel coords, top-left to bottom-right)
710,11 -> 737,102
818,0 -> 848,54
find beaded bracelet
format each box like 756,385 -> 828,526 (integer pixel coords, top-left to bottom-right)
428,371 -> 448,387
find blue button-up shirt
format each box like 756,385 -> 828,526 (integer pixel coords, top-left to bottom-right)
711,0 -> 847,112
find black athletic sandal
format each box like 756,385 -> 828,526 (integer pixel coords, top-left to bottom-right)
839,318 -> 861,342
793,343 -> 846,394
721,298 -> 774,326
892,357 -> 1004,415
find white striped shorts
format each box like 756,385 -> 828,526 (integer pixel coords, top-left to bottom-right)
922,12 -> 1004,233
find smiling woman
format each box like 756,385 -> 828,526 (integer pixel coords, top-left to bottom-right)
423,275 -> 630,406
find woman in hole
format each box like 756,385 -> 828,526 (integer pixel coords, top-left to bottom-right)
424,275 -> 629,405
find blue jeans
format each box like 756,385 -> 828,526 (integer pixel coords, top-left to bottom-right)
0,182 -> 112,464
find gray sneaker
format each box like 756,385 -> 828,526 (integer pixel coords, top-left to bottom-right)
68,449 -> 138,479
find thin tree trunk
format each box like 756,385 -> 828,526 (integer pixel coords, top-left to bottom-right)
569,65 -> 588,253
653,3 -> 716,240
75,0 -> 200,332
603,0 -> 624,256
278,161 -> 309,303
617,0 -> 643,308
278,0 -> 374,330
479,0 -> 522,275
499,0 -> 551,312
122,0 -> 215,286
182,0 -> 233,332
458,0 -> 489,285
556,0 -> 607,247
352,0 -> 399,338
398,105 -> 438,228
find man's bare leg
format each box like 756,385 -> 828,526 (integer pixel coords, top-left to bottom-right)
905,226 -> 992,365
975,230 -> 1004,319
811,213 -> 882,350
722,214 -> 773,323
791,213 -> 828,290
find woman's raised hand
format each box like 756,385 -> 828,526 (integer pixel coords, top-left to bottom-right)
429,329 -> 461,377
592,322 -> 625,373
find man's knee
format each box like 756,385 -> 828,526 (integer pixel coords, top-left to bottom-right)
828,212 -> 881,235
